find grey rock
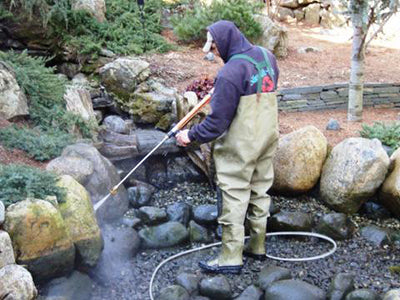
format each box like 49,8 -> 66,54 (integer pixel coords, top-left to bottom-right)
0,230 -> 15,269
121,216 -> 141,228
103,115 -> 130,134
58,62 -> 80,79
258,266 -> 292,291
204,52 -> 215,61
361,201 -> 392,220
100,49 -> 116,58
192,204 -> 218,226
46,156 -> 94,186
269,211 -> 313,232
147,159 -> 168,189
42,271 -> 93,300
71,0 -> 106,22
61,143 -> 129,222
128,182 -> 155,208
304,3 -> 321,25
360,225 -> 391,246
98,130 -> 139,161
138,206 -> 167,225
383,289 -> 400,300
167,202 -> 191,226
326,119 -> 341,130
316,213 -> 355,240
345,289 -> 379,300
189,220 -> 213,243
320,138 -> 389,214
277,7 -> 295,21
280,0 -> 299,8
0,62 -> 29,120
158,285 -> 190,300
192,297 -> 210,300
0,264 -> 37,300
298,46 -> 322,54
64,84 -> 96,121
138,221 -> 189,249
327,273 -> 355,300
0,200 -> 4,225
176,272 -> 201,295
199,276 -> 232,300
235,285 -> 263,300
264,279 -> 326,300
167,156 -> 204,183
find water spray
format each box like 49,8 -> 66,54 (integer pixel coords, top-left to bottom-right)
94,89 -> 214,212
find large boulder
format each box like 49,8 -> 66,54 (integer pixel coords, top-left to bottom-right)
379,147 -> 400,217
320,138 -> 389,214
272,126 -> 327,194
253,14 -> 288,58
64,84 -> 96,122
0,230 -> 15,268
0,62 -> 29,120
138,221 -> 189,249
0,264 -> 37,300
4,199 -> 75,281
304,3 -> 321,25
99,57 -> 150,100
61,143 -> 129,222
57,175 -> 103,267
71,0 -> 106,22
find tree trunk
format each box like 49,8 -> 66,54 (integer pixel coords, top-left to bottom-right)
348,0 -> 368,122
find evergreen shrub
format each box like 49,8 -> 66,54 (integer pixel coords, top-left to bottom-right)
0,164 -> 66,208
171,0 -> 263,43
359,121 -> 400,150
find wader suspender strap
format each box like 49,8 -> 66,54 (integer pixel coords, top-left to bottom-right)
229,47 -> 275,94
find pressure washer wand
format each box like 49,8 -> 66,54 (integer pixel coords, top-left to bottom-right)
94,89 -> 214,212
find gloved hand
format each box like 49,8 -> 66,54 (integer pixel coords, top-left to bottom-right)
176,129 -> 191,147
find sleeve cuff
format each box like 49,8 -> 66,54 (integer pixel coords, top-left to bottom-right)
188,130 -> 196,142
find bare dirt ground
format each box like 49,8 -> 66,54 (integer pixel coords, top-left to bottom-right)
1,21 -> 400,167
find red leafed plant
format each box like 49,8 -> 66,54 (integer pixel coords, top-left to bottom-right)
185,77 -> 214,100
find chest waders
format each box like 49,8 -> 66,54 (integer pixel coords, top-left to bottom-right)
211,48 -> 279,268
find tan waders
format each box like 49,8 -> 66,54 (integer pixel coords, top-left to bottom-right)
199,48 -> 278,274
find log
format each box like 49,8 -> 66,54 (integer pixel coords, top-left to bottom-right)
136,129 -> 182,155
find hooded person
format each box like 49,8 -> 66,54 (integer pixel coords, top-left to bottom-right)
176,20 -> 280,274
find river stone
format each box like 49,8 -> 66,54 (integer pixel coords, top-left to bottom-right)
158,285 -> 190,300
189,220 -> 213,243
57,175 -> 103,268
360,225 -> 391,246
100,57 -> 150,100
383,289 -> 400,300
379,147 -> 400,218
304,3 -> 321,25
327,273 -> 355,300
42,271 -> 93,300
316,213 -> 355,240
167,156 -> 204,183
98,129 -> 139,161
192,204 -> 218,226
0,230 -> 15,268
137,206 -> 168,225
127,181 -> 155,208
71,0 -> 106,22
345,289 -> 379,300
0,200 -> 4,225
176,272 -> 201,296
264,279 -> 326,300
320,138 -> 389,214
167,202 -> 191,226
64,84 -> 96,121
61,143 -> 129,222
103,115 -> 130,134
0,264 -> 37,300
0,62 -> 29,120
147,159 -> 168,189
258,266 -> 292,290
88,223 -> 140,283
138,221 -> 188,249
269,211 -> 312,232
272,126 -> 328,194
236,285 -> 263,300
253,14 -> 288,58
361,201 -> 392,220
199,276 -> 232,300
4,199 -> 75,281
46,156 -> 94,186
326,119 -> 341,130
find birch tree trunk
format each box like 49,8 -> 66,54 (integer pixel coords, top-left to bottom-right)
348,0 -> 368,122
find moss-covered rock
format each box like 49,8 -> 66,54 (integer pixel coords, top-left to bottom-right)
4,199 -> 75,281
57,175 -> 103,268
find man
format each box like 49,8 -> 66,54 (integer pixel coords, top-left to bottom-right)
176,20 -> 279,274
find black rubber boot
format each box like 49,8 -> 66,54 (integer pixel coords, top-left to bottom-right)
198,258 -> 242,275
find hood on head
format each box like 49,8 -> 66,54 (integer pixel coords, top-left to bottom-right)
207,20 -> 253,63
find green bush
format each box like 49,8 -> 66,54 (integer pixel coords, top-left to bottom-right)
359,121 -> 400,149
0,164 -> 66,208
171,0 -> 263,43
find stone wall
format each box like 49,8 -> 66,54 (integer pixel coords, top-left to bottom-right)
277,83 -> 400,112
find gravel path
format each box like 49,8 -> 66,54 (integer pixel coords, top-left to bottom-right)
91,182 -> 400,299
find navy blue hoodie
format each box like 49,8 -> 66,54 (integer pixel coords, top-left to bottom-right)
188,20 -> 279,144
